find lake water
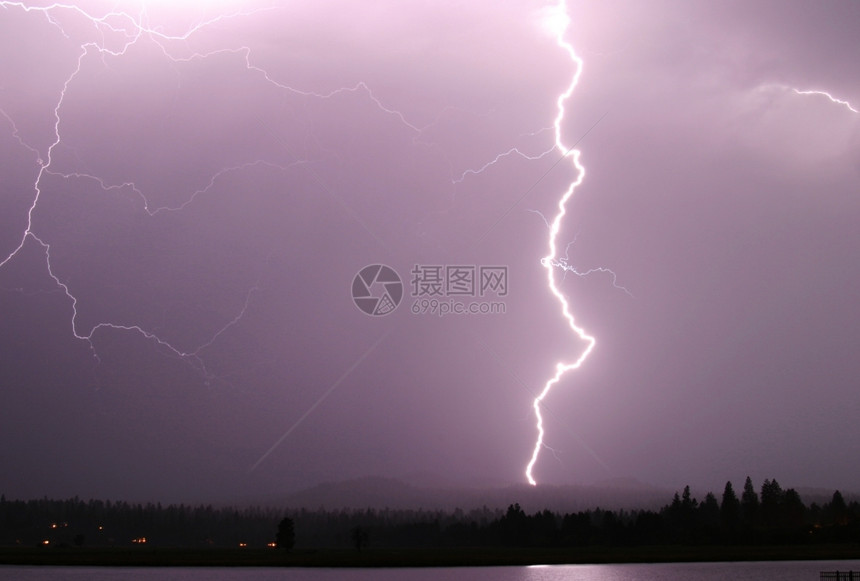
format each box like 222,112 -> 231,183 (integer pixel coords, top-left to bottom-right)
2,560 -> 860,580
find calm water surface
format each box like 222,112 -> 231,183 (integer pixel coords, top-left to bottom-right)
2,560 -> 860,580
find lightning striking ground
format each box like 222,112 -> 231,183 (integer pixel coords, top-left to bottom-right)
525,1 -> 597,486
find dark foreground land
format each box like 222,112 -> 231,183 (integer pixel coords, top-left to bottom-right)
1,544 -> 859,568
3,478 -> 859,568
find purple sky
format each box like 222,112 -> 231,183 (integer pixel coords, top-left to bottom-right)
1,0 -> 858,504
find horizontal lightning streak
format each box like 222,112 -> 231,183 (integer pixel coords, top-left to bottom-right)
543,257 -> 633,298
528,210 -> 632,297
792,88 -> 858,114
47,159 -> 312,216
34,228 -> 261,376
453,143 -> 557,184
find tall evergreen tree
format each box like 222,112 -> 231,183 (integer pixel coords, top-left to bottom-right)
782,488 -> 806,530
720,481 -> 740,540
681,486 -> 697,511
760,478 -> 784,528
275,517 -> 295,551
741,476 -> 759,528
499,503 -> 529,546
698,492 -> 720,542
826,490 -> 848,526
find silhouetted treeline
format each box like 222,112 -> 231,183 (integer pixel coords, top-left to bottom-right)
1,478 -> 858,549
0,495 -> 283,548
486,479 -> 859,548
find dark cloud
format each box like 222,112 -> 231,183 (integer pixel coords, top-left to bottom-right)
0,1 -> 858,503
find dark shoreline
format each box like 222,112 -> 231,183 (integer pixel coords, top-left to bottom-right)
2,544 -> 859,568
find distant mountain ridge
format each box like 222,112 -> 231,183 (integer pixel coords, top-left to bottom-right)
279,476 -> 672,513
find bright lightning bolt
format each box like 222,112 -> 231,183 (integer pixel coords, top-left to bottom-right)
525,0 -> 596,487
792,88 -> 858,114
